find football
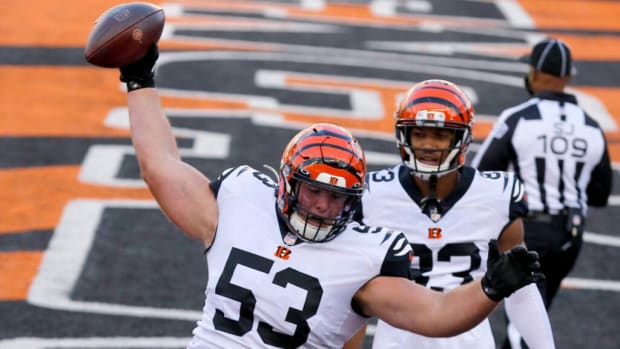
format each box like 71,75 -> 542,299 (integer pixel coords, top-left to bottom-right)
84,2 -> 165,68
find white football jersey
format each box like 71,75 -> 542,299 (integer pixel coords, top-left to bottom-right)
188,166 -> 412,349
362,165 -> 527,349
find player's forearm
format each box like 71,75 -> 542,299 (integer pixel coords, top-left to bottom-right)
423,279 -> 497,337
366,277 -> 496,337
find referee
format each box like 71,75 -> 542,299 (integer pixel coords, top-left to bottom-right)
472,37 -> 612,348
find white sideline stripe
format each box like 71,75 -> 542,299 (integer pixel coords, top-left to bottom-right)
159,43 -> 529,74
370,0 -> 395,16
494,0 -> 534,28
365,41 -> 525,57
584,231 -> 620,248
301,0 -> 325,10
171,20 -> 339,33
562,278 -> 620,292
404,0 -> 432,13
27,200 -> 202,321
608,195 -> 620,206
0,337 -> 191,349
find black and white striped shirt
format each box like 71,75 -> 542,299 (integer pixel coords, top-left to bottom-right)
471,91 -> 612,216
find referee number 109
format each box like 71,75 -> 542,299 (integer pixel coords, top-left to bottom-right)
536,134 -> 588,158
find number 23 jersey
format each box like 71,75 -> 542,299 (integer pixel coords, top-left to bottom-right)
189,166 -> 412,349
360,165 -> 527,292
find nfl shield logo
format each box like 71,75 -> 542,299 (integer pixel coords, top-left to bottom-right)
284,232 -> 298,246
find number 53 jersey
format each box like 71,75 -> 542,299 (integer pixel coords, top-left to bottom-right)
361,165 -> 527,292
189,166 -> 413,349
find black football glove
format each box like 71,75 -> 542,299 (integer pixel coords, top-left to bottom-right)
481,240 -> 545,302
119,44 -> 159,91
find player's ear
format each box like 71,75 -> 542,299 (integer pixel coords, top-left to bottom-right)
532,69 -> 544,84
562,75 -> 572,85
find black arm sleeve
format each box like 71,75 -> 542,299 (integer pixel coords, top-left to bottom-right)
380,232 -> 413,279
352,200 -> 365,224
208,166 -> 241,198
475,134 -> 514,171
508,176 -> 529,220
587,143 -> 613,207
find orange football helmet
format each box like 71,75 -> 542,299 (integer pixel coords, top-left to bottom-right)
395,79 -> 474,179
277,123 -> 366,242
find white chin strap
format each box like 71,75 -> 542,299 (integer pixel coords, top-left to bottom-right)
289,212 -> 332,242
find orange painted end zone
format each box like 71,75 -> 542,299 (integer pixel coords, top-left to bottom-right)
0,67 -> 128,137
0,166 -> 152,234
517,0 -> 620,31
0,1 -> 155,46
547,35 -> 620,61
0,252 -> 42,301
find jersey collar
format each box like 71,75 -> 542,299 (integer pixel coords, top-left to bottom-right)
534,91 -> 578,104
398,165 -> 476,219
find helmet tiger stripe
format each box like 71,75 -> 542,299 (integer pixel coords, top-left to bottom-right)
396,79 -> 474,126
277,123 -> 366,243
395,79 -> 474,179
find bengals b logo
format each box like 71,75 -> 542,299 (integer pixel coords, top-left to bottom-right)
275,246 -> 292,260
428,227 -> 442,239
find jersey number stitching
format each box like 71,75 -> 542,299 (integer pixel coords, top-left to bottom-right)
410,242 -> 481,291
213,248 -> 323,348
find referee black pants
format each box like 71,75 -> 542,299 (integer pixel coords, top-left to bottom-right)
523,216 -> 583,308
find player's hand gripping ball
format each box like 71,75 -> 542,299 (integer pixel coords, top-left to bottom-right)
84,2 -> 165,68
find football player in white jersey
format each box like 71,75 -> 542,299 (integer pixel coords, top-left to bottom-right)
345,80 -> 555,349
115,46 -> 544,349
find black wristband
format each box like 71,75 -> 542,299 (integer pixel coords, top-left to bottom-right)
481,274 -> 503,302
119,44 -> 158,92
125,76 -> 155,91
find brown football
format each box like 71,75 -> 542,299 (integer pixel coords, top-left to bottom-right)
84,2 -> 165,68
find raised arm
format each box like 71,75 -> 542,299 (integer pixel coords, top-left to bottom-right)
353,241 -> 543,337
121,46 -> 218,247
